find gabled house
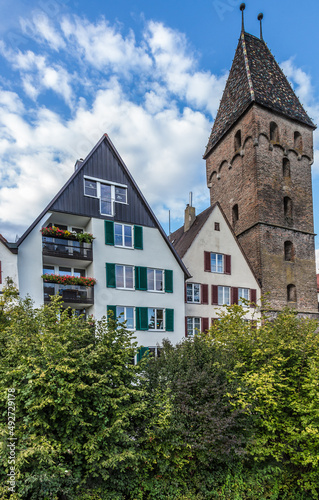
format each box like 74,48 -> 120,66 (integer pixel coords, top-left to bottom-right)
170,203 -> 261,336
0,234 -> 18,293
16,134 -> 190,352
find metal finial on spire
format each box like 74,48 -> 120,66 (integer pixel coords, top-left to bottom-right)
240,3 -> 246,33
258,13 -> 264,40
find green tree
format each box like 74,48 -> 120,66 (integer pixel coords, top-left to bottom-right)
0,293 -> 146,499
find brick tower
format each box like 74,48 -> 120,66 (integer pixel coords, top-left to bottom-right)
204,6 -> 318,315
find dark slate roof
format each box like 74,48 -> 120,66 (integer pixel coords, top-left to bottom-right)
169,206 -> 215,258
204,32 -> 315,158
0,234 -> 18,253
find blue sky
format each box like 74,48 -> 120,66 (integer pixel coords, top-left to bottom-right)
1,0 -> 319,262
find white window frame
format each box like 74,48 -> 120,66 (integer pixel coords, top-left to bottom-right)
187,317 -> 201,337
218,286 -> 231,306
211,253 -> 224,273
148,308 -> 164,331
147,268 -> 164,293
42,265 -> 86,277
114,223 -> 133,248
116,306 -> 135,330
83,176 -> 128,216
186,283 -> 201,303
115,265 -> 134,290
238,288 -> 250,307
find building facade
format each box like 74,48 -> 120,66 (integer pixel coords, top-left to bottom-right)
170,203 -> 261,336
204,28 -> 318,315
16,134 -> 189,352
0,235 -> 18,293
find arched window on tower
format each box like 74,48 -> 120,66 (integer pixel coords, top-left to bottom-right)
232,204 -> 239,225
294,131 -> 303,152
284,196 -> 293,224
283,158 -> 291,178
284,241 -> 294,261
287,284 -> 297,303
270,121 -> 279,142
234,130 -> 241,151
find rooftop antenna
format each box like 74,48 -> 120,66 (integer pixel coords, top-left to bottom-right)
240,3 -> 246,33
258,13 -> 264,40
189,192 -> 193,207
168,210 -> 171,236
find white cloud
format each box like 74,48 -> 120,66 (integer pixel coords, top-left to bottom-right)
20,12 -> 66,51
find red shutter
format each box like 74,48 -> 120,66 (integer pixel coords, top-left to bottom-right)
201,284 -> 208,304
231,287 -> 238,305
225,255 -> 231,275
185,317 -> 188,337
250,289 -> 257,307
211,285 -> 218,305
204,251 -> 211,272
0,260 -> 2,284
202,317 -> 209,332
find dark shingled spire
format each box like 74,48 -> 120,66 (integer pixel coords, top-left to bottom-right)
204,31 -> 315,158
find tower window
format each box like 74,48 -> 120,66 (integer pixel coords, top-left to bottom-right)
270,121 -> 279,142
284,197 -> 293,222
287,284 -> 297,303
232,204 -> 239,224
284,241 -> 294,262
283,158 -> 291,178
294,131 -> 303,152
234,130 -> 241,151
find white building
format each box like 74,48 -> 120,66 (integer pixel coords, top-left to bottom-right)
0,235 -> 18,293
15,134 -> 190,354
170,203 -> 261,336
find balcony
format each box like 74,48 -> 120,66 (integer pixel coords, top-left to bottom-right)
42,237 -> 92,261
44,283 -> 94,305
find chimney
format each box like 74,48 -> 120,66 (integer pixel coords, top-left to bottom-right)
184,204 -> 196,232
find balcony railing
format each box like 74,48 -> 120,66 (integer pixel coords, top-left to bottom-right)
44,283 -> 94,304
42,237 -> 92,261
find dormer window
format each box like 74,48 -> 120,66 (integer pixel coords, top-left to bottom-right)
84,176 -> 127,216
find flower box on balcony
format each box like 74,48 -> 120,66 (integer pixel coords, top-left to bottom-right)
41,226 -> 94,244
41,274 -> 96,287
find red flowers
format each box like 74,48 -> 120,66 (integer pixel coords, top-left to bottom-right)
41,274 -> 96,287
41,226 -> 94,244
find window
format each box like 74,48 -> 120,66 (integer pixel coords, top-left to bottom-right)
43,265 -> 55,275
186,283 -> 200,303
0,261 -> 2,284
283,158 -> 291,178
43,266 -> 85,277
84,179 -> 97,197
294,131 -> 303,152
114,223 -> 133,248
218,286 -> 230,305
84,176 -> 127,216
214,222 -> 220,231
270,121 -> 279,142
147,269 -> 164,292
187,317 -> 201,337
232,204 -> 239,224
148,308 -> 164,330
284,241 -> 294,262
234,130 -> 241,151
117,306 -> 135,329
284,197 -> 293,222
238,288 -> 249,306
115,265 -> 134,289
211,253 -> 224,273
287,284 -> 297,302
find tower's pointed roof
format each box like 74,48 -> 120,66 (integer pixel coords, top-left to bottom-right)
204,31 -> 315,158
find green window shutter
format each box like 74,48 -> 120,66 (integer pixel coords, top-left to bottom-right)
136,346 -> 149,363
135,266 -> 147,291
164,269 -> 173,293
105,220 -> 114,246
107,305 -> 117,319
106,263 -> 116,288
134,225 -> 143,250
136,307 -> 148,330
166,309 -> 174,332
